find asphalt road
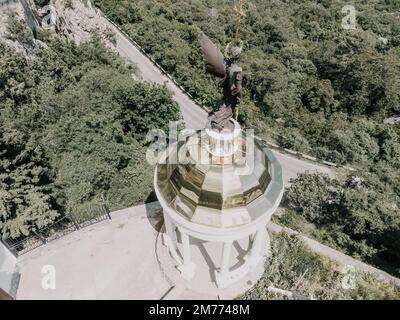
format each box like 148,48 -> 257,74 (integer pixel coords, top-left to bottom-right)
108,20 -> 335,186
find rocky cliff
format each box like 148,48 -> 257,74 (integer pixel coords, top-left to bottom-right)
0,0 -> 116,51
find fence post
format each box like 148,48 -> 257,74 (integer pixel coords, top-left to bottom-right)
68,213 -> 80,230
33,230 -> 46,245
101,193 -> 112,220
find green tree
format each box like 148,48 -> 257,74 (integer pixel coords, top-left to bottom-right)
0,127 -> 58,239
282,172 -> 400,276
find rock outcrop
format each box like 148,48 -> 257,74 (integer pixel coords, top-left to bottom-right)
0,0 -> 29,52
52,0 -> 115,48
1,0 -> 116,51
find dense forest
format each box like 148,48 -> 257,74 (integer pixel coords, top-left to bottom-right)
280,172 -> 400,277
0,16 -> 179,239
94,0 -> 400,166
92,0 -> 400,276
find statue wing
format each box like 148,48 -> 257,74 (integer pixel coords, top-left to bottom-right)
197,33 -> 226,78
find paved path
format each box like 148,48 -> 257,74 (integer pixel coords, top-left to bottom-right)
16,203 -> 222,300
105,16 -> 335,185
16,203 -> 172,300
16,202 -> 400,300
272,150 -> 334,185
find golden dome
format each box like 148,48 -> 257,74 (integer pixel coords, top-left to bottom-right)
156,123 -> 284,228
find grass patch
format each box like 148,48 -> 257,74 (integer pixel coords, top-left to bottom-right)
239,233 -> 400,300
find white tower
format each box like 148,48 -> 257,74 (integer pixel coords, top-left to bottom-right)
155,119 -> 283,291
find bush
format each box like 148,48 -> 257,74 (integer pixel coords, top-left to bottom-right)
239,233 -> 400,300
281,172 -> 400,277
6,13 -> 33,45
277,127 -> 311,153
0,36 -> 179,238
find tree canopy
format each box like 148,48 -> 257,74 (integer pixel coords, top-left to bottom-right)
0,25 -> 179,238
94,0 -> 400,166
281,171 -> 400,277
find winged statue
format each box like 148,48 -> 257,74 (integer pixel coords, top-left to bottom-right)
197,33 -> 243,131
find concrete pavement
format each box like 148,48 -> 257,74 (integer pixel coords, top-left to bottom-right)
16,202 -> 224,300
16,203 -> 172,300
16,202 -> 399,299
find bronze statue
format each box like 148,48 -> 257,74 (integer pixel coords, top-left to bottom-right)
197,33 -> 243,132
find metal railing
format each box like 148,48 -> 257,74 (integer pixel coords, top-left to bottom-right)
1,198 -> 111,257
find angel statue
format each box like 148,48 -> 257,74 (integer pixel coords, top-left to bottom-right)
198,33 -> 243,132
